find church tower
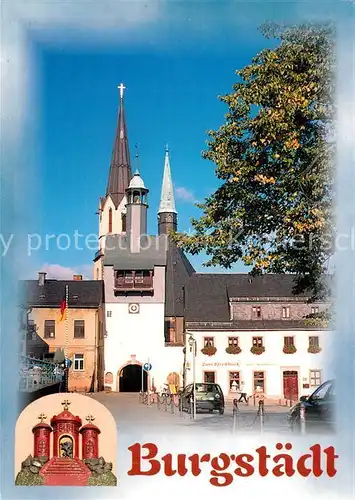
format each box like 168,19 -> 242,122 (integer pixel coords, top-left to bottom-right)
94,84 -> 132,279
157,146 -> 177,235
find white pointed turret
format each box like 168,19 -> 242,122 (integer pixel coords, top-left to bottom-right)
158,147 -> 177,214
158,146 -> 178,235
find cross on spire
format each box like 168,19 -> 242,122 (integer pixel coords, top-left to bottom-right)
86,415 -> 95,424
38,413 -> 47,423
61,400 -> 71,411
118,83 -> 126,99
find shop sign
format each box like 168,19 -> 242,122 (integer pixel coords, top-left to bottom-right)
201,361 -> 240,367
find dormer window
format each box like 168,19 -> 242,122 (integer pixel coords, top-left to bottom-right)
252,306 -> 261,319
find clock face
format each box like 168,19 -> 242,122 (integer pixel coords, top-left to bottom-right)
128,303 -> 140,314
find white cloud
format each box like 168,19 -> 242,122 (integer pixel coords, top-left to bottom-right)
38,263 -> 93,280
175,186 -> 196,203
7,0 -> 162,44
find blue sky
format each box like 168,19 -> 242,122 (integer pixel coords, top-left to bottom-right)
26,1 -> 345,279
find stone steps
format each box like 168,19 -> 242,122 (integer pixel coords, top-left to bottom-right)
41,457 -> 91,486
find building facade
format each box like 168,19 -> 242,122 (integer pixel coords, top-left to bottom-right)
184,274 -> 331,402
93,85 -> 330,397
23,273 -> 105,392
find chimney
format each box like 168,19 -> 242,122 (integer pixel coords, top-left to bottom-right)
73,275 -> 83,281
38,272 -> 46,286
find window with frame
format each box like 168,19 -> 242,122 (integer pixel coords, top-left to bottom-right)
108,208 -> 113,233
229,371 -> 240,390
124,271 -> 133,283
253,371 -> 265,392
311,306 -> 319,315
228,337 -> 239,347
164,318 -> 176,343
134,271 -> 144,283
121,213 -> 127,232
309,370 -> 322,387
74,320 -> 85,338
74,354 -> 84,371
252,306 -> 261,318
44,320 -> 55,339
309,336 -> 319,348
282,306 -> 290,318
203,337 -> 214,348
284,336 -> 295,347
252,337 -> 263,348
204,371 -> 216,383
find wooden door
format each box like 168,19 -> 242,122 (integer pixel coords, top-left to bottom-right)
283,371 -> 299,401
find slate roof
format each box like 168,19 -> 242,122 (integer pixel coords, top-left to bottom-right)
165,242 -> 195,316
184,273 -> 314,323
226,273 -> 309,298
104,234 -> 168,269
22,280 -> 104,308
102,232 -> 329,326
105,94 -> 131,208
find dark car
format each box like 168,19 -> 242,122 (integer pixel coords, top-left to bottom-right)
179,383 -> 225,415
288,379 -> 335,434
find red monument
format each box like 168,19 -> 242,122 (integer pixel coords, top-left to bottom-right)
39,400 -> 91,486
32,413 -> 52,459
80,415 -> 101,460
16,399 -> 117,487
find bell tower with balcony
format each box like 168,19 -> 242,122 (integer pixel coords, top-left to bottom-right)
126,171 -> 149,253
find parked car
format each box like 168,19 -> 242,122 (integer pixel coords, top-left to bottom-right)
288,379 -> 335,433
179,383 -> 225,415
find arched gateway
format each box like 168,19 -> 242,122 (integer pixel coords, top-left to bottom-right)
118,363 -> 147,392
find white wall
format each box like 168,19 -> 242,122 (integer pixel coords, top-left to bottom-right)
99,195 -> 127,250
185,329 -> 331,400
104,302 -> 183,391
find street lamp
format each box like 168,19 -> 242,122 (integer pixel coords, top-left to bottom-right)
188,334 -> 197,420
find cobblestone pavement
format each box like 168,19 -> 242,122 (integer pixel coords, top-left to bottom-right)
90,392 -> 292,435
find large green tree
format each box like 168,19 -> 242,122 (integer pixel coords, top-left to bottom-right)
174,23 -> 335,303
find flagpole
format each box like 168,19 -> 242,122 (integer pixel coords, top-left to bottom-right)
65,284 -> 69,358
65,284 -> 69,392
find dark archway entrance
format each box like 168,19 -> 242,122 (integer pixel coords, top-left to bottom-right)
119,364 -> 147,392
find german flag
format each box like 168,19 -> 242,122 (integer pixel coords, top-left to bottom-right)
59,290 -> 67,322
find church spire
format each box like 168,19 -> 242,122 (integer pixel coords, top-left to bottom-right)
158,145 -> 177,214
158,145 -> 177,235
106,83 -> 131,208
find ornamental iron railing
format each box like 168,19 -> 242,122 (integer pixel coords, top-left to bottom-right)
19,355 -> 64,391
